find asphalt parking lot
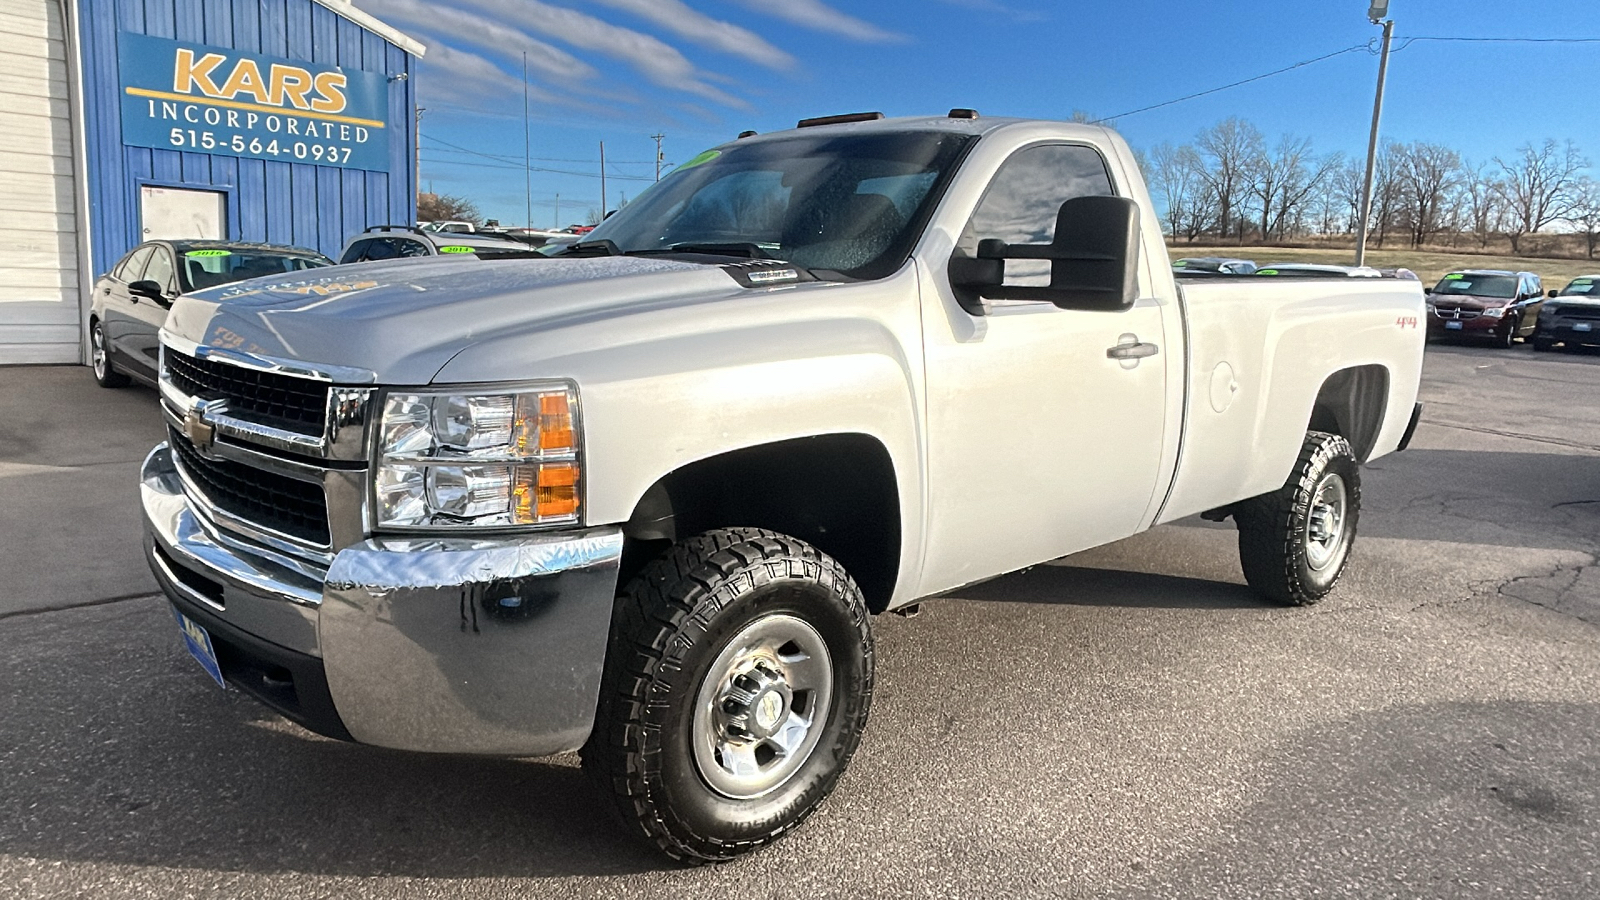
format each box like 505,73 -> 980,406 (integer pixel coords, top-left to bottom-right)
2,341 -> 1598,899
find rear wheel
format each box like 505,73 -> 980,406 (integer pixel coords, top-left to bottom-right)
1235,431 -> 1360,606
583,527 -> 873,863
90,319 -> 129,388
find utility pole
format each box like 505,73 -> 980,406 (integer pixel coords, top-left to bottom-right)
599,141 -> 607,219
651,133 -> 665,181
554,193 -> 560,229
414,106 -> 425,209
523,52 -> 531,230
1354,1 -> 1395,268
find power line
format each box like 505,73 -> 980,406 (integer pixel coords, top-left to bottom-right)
1094,43 -> 1370,123
419,151 -> 657,182
421,133 -> 657,165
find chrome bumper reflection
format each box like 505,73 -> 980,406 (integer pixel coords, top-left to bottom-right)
141,443 -> 625,756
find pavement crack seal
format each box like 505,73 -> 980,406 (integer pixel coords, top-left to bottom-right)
1489,554 -> 1600,628
1425,420 -> 1600,453
0,591 -> 160,623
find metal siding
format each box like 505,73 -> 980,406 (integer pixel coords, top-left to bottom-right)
0,0 -> 79,362
73,0 -> 418,273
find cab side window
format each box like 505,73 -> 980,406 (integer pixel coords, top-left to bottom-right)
963,144 -> 1115,287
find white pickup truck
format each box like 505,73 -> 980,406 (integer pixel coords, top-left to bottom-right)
140,111 -> 1425,862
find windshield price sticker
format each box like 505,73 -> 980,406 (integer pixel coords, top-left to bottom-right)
1444,273 -> 1464,280
438,246 -> 476,254
185,249 -> 232,258
116,31 -> 391,172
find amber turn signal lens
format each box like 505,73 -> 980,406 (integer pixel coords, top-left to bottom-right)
538,392 -> 575,452
536,463 -> 579,519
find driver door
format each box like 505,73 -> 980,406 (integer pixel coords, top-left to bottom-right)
918,143 -> 1170,592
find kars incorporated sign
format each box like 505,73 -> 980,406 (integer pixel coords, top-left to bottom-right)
117,32 -> 390,172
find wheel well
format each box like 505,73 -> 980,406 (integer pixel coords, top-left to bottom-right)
618,434 -> 902,613
1307,365 -> 1389,462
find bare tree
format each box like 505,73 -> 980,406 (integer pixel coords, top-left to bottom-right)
1457,161 -> 1502,249
1569,178 -> 1600,259
1395,142 -> 1463,247
1194,118 -> 1263,240
1251,136 -> 1338,240
1495,139 -> 1588,254
416,192 -> 482,225
1146,142 -> 1204,239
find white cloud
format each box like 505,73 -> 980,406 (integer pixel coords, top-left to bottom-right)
354,0 -> 598,82
458,0 -> 750,109
728,0 -> 908,43
589,0 -> 796,71
934,0 -> 1047,23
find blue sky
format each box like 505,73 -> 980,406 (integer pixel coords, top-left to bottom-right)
348,0 -> 1600,228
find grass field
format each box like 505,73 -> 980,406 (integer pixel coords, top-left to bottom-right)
1169,245 -> 1600,288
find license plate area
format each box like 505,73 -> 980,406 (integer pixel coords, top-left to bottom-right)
1445,321 -> 1464,330
173,606 -> 227,688
1575,322 -> 1592,332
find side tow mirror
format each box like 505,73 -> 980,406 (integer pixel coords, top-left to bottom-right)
948,195 -> 1141,314
1548,289 -> 1559,298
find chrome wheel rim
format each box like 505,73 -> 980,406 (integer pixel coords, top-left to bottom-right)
1304,472 -> 1348,572
91,324 -> 107,380
692,613 -> 834,800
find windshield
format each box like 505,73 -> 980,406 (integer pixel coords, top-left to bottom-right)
1559,277 -> 1599,297
569,131 -> 976,280
179,249 -> 329,292
1431,273 -> 1518,299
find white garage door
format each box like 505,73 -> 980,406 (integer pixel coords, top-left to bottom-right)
0,0 -> 80,364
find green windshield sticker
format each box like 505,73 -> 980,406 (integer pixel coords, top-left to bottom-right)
677,149 -> 721,171
1257,269 -> 1279,276
1173,260 -> 1187,267
185,249 -> 232,258
438,246 -> 476,254
1444,273 -> 1464,280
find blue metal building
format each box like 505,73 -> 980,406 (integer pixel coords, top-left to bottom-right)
0,0 -> 423,365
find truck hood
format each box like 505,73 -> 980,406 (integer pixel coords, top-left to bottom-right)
161,256 -> 737,384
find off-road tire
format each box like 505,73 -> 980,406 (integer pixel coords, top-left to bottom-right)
1235,431 -> 1360,606
581,527 -> 873,863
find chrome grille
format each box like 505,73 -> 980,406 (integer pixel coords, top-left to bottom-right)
1431,304 -> 1481,320
168,426 -> 332,547
166,349 -> 329,436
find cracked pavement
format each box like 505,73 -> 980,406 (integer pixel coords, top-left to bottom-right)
2,342 -> 1599,899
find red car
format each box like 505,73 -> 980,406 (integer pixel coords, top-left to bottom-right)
1425,269 -> 1545,348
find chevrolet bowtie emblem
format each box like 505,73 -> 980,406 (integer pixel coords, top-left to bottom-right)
183,398 -> 222,452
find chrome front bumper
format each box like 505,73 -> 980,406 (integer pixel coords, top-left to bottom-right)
141,443 -> 624,756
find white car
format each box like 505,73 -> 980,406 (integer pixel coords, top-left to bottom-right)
141,111 -> 1425,863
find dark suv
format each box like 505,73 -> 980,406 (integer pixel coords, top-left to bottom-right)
1532,275 -> 1600,351
1426,270 -> 1544,348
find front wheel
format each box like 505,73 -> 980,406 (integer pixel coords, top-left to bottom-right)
1235,431 -> 1360,606
1495,316 -> 1519,348
582,528 -> 873,863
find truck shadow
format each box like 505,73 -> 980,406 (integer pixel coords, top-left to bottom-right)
951,564 -> 1263,610
0,602 -> 666,879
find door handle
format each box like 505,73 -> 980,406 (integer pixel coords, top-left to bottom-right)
1106,340 -> 1159,360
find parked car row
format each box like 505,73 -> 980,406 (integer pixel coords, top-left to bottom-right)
89,224 -> 559,388
1172,254 -> 1596,353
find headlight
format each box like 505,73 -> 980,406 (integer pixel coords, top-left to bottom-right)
373,384 -> 581,529
1483,306 -> 1506,318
